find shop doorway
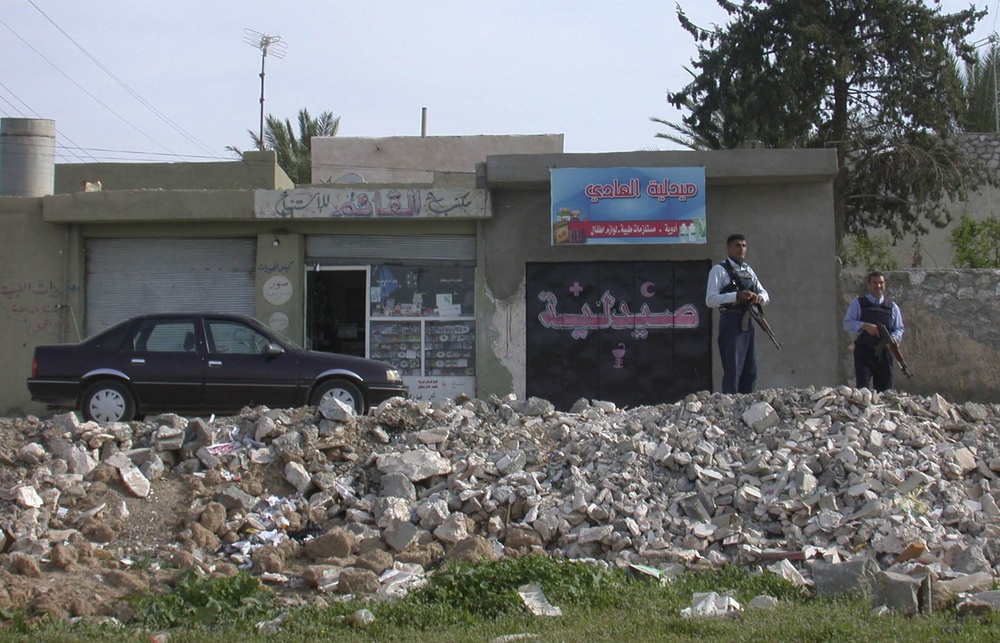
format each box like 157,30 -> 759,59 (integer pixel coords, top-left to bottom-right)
306,267 -> 368,356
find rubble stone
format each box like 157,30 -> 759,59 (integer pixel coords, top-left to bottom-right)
7,386 -> 1000,616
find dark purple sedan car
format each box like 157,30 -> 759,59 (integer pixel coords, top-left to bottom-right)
28,312 -> 408,422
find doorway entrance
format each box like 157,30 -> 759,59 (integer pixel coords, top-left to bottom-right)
306,267 -> 368,357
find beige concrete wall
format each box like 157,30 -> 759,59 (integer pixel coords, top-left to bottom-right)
255,232 -> 304,343
479,149 -> 842,398
0,197 -> 77,415
311,134 -> 564,185
54,151 -> 293,193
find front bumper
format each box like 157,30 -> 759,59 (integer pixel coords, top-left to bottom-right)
367,383 -> 410,406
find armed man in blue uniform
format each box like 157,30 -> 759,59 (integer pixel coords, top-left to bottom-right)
705,233 -> 770,394
843,271 -> 905,392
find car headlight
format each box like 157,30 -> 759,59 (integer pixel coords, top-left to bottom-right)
386,369 -> 403,383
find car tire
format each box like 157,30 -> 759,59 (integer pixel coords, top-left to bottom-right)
81,380 -> 136,423
311,379 -> 364,414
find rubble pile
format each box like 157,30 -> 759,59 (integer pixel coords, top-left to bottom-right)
2,385 -> 1000,618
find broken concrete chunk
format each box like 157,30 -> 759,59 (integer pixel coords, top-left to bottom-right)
742,401 -> 778,433
375,449 -> 452,481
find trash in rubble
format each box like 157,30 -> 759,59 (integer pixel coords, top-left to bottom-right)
625,563 -> 683,585
205,442 -> 239,457
255,612 -> 290,633
517,583 -> 562,617
491,634 -> 540,643
259,572 -> 290,584
376,562 -> 427,601
680,592 -> 742,618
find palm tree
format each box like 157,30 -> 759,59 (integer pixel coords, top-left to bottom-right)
228,108 -> 340,184
954,42 -> 1000,133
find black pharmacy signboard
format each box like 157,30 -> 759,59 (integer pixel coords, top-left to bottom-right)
526,261 -> 711,410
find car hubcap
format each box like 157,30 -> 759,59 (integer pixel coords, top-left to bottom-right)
89,389 -> 125,422
322,388 -> 356,411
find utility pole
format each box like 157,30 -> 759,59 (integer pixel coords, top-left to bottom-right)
243,29 -> 287,150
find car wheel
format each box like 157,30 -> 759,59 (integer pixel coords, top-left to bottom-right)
311,379 -> 364,414
81,380 -> 136,423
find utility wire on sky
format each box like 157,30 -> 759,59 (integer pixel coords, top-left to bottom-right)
26,0 -> 225,161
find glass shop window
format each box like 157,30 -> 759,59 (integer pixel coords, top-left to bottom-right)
369,264 -> 474,319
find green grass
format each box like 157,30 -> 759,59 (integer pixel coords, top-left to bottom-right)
2,557 -> 1000,642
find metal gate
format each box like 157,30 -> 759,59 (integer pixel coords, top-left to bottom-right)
85,238 -> 256,336
526,260 -> 712,410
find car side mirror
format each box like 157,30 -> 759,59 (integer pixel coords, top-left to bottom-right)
265,343 -> 284,356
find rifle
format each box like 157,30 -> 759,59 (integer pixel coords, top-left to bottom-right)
876,324 -> 912,378
749,304 -> 782,350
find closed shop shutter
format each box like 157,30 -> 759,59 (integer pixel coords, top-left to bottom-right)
85,238 -> 256,336
306,234 -> 476,262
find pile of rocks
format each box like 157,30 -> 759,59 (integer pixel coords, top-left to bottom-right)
3,386 -> 1000,617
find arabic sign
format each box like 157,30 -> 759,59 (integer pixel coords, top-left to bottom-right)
255,188 -> 490,219
537,290 -> 699,339
550,167 -> 706,245
525,260 -> 712,411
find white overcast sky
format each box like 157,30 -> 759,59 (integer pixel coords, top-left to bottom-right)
1,0 -> 998,164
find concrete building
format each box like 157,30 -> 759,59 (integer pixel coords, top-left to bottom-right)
1,120 -> 843,416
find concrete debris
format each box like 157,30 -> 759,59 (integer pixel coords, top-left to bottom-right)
681,591 -> 742,618
517,583 -> 562,617
4,387 -> 1000,617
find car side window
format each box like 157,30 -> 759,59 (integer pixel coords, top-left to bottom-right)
133,319 -> 197,353
93,323 -> 132,351
206,320 -> 270,355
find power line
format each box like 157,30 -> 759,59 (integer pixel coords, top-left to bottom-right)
25,0 -> 226,161
0,79 -> 96,162
0,15 -> 178,157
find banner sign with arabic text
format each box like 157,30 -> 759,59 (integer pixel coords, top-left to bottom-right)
550,167 -> 706,245
255,188 -> 490,219
525,260 -> 712,411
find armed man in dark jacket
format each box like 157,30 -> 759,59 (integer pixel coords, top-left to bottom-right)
843,271 -> 905,392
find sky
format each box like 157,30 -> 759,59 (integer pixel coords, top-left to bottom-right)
2,0 -> 999,165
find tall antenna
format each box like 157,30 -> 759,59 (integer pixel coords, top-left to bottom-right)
243,28 -> 287,150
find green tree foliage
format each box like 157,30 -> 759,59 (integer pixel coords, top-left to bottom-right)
659,0 -> 993,247
950,213 -> 1000,267
229,108 -> 340,184
839,231 -> 900,271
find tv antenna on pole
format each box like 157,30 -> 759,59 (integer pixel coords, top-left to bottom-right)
243,28 -> 287,150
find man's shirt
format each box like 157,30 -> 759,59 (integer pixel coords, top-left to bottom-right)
705,258 -> 769,309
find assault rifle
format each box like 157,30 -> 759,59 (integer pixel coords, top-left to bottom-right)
750,304 -> 782,350
876,323 -> 912,378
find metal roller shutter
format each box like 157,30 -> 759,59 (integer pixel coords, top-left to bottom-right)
85,238 -> 256,336
306,234 -> 476,262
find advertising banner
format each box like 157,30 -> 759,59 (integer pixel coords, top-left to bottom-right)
550,167 -> 706,245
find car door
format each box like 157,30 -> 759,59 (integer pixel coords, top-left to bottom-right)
124,316 -> 205,411
202,317 -> 300,410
